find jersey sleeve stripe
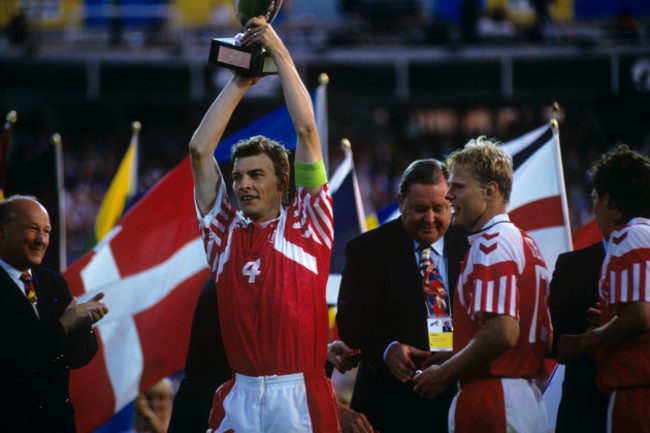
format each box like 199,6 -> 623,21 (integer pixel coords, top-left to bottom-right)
314,197 -> 334,242
509,275 -> 518,318
274,237 -> 319,274
497,276 -> 507,315
473,280 -> 483,314
307,203 -> 332,249
470,274 -> 518,317
485,280 -> 495,312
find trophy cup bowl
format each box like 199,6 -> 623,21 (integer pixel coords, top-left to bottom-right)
208,0 -> 284,77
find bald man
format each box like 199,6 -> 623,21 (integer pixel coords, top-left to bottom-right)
0,195 -> 108,433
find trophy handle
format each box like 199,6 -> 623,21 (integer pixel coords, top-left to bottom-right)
234,0 -> 284,28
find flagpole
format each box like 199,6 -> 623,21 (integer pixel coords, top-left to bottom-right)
316,73 -> 329,175
341,138 -> 367,233
1,111 -> 17,201
51,133 -> 67,271
130,120 -> 141,198
5,110 -> 17,125
550,102 -> 573,251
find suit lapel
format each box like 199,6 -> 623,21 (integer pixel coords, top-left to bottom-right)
387,219 -> 428,316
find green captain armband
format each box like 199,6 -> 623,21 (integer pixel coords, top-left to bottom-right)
295,159 -> 327,188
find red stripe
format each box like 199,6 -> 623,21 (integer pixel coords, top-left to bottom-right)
508,195 -> 564,232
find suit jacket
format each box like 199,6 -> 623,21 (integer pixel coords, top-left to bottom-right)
337,218 -> 469,433
0,266 -> 98,433
168,277 -> 232,433
549,242 -> 608,433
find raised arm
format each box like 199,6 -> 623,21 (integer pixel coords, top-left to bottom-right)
242,18 -> 324,192
189,75 -> 257,216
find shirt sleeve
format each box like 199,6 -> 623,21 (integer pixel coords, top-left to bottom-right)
292,184 -> 334,252
604,226 -> 650,305
195,180 -> 238,272
466,232 -> 522,319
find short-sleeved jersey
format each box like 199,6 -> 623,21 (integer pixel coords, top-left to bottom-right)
453,214 -> 552,379
597,217 -> 650,392
197,179 -> 333,377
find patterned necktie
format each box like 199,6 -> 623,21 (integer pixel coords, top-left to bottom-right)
419,246 -> 450,318
21,272 -> 39,314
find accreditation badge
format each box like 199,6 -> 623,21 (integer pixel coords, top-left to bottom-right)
427,316 -> 453,352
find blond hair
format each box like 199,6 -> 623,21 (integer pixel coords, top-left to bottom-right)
446,136 -> 513,203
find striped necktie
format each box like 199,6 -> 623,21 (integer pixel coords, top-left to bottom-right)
21,272 -> 39,315
419,246 -> 449,318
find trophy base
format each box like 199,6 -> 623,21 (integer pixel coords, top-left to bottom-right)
208,38 -> 278,77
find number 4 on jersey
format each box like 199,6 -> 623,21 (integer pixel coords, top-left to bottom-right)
243,259 -> 261,283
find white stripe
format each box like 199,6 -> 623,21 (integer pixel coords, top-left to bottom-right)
314,197 -> 334,243
646,262 -> 650,301
486,280 -> 494,312
205,237 -> 216,264
510,275 -> 517,316
609,270 -> 617,303
499,276 -> 509,313
474,280 -> 483,312
275,212 -> 318,275
307,203 -> 331,249
633,263 -> 640,301
620,269 -> 628,301
529,278 -> 540,343
97,317 -> 143,412
497,276 -> 506,314
215,224 -> 234,281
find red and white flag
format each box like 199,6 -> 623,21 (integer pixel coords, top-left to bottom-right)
67,159 -> 210,433
503,123 -> 573,273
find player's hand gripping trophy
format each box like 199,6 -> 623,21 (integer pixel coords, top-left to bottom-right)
208,0 -> 283,77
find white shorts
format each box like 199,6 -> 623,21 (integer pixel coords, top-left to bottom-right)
208,371 -> 340,433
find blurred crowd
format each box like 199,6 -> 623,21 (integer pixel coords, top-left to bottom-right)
47,98 -> 647,265
2,0 -> 648,52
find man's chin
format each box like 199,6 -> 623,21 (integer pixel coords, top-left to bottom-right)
418,231 -> 441,245
27,255 -> 45,267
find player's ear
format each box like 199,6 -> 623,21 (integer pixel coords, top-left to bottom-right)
485,181 -> 498,200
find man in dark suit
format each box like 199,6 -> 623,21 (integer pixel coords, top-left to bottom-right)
0,195 -> 108,433
337,159 -> 469,432
549,241 -> 608,433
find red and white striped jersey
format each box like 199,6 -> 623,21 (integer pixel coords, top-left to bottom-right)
197,180 -> 334,377
454,214 -> 552,379
597,217 -> 650,392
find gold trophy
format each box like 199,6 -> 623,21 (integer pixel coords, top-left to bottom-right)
208,0 -> 283,77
